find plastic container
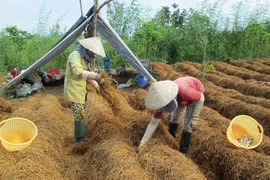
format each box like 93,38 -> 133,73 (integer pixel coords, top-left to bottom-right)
48,68 -> 60,74
0,118 -> 38,151
135,75 -> 148,87
11,68 -> 19,78
15,83 -> 32,97
226,115 -> 263,149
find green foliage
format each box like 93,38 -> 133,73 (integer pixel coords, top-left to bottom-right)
202,64 -> 216,71
155,6 -> 171,26
1,0 -> 270,74
5,26 -> 31,50
0,32 -> 15,73
244,22 -> 270,59
3,26 -> 34,71
197,63 -> 216,81
155,27 -> 181,63
0,1 -> 74,74
106,0 -> 270,67
132,21 -> 164,59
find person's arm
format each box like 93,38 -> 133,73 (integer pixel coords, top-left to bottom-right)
69,52 -> 104,83
138,111 -> 163,150
68,52 -> 85,77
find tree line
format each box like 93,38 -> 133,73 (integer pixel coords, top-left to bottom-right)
0,0 -> 269,74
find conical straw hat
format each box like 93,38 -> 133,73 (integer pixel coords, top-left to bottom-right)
78,37 -> 106,58
145,80 -> 178,110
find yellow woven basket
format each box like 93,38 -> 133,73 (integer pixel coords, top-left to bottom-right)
226,115 -> 263,149
0,117 -> 38,152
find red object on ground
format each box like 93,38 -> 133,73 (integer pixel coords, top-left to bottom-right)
48,68 -> 60,74
11,68 -> 18,78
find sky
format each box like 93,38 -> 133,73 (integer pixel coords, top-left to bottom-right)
0,0 -> 265,33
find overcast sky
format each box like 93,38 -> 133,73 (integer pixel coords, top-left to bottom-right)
0,0 -> 264,33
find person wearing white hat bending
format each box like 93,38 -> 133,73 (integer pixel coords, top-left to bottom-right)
64,37 -> 106,143
138,76 -> 205,155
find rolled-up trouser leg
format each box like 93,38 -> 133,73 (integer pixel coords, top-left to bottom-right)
75,120 -> 86,142
71,102 -> 86,142
179,130 -> 192,154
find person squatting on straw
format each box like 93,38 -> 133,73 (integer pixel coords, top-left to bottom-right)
138,76 -> 205,155
64,37 -> 105,143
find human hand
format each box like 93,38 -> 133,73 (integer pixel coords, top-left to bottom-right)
89,80 -> 100,93
190,118 -> 199,131
138,117 -> 161,152
94,73 -> 104,84
85,72 -> 103,84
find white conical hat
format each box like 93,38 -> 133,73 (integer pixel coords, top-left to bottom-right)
145,80 -> 178,110
78,37 -> 106,58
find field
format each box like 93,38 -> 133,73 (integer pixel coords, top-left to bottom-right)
0,58 -> 270,180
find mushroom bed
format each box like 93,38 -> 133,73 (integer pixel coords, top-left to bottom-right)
0,59 -> 270,180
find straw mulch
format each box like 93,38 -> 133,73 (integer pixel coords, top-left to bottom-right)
151,62 -> 186,81
250,58 -> 270,72
189,107 -> 270,180
174,62 -> 270,99
0,94 -> 72,180
174,62 -> 200,78
207,73 -> 270,98
149,61 -> 270,179
201,106 -> 270,155
0,59 -> 269,180
258,58 -> 270,66
204,89 -> 270,136
225,59 -> 270,75
0,96 -> 12,113
210,61 -> 270,81
139,139 -> 207,180
152,62 -> 270,134
190,125 -> 270,180
126,89 -> 148,111
72,77 -> 207,180
204,80 -> 270,110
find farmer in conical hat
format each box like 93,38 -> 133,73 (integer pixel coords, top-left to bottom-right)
138,76 -> 205,155
64,37 -> 106,143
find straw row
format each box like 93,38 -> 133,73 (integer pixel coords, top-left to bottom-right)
225,59 -> 270,75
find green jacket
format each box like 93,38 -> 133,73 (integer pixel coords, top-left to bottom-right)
64,51 -> 93,104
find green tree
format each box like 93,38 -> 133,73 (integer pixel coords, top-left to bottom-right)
133,21 -> 164,59
4,26 -> 33,70
156,27 -> 182,64
155,6 -> 171,27
171,3 -> 181,28
151,4 -> 192,63
244,22 -> 270,59
0,32 -> 14,73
